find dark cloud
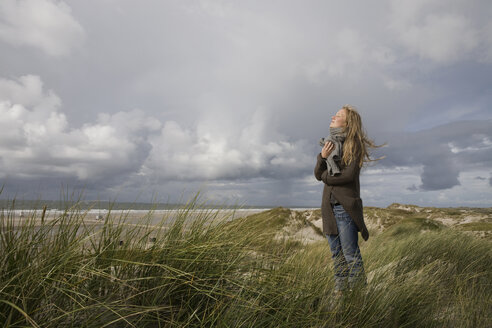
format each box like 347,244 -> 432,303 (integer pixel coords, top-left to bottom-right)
420,160 -> 460,191
407,184 -> 418,191
375,119 -> 492,191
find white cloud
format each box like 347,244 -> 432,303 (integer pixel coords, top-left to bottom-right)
143,108 -> 312,181
0,75 -> 63,149
0,75 -> 159,181
0,0 -> 84,56
448,136 -> 492,153
0,75 -> 313,187
0,74 -> 60,112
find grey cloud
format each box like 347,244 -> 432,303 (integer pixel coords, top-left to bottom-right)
375,119 -> 492,191
388,0 -> 491,64
407,184 -> 418,191
2,0 -> 489,137
420,159 -> 460,191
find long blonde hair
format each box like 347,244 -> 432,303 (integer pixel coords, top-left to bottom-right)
341,105 -> 386,168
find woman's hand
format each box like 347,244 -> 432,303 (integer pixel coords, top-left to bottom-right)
321,141 -> 334,159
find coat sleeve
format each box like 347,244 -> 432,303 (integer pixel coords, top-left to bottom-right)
314,153 -> 327,181
318,155 -> 358,186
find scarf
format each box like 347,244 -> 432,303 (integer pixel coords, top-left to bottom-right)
319,127 -> 346,176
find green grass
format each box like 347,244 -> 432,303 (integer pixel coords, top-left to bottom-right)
0,196 -> 491,327
458,222 -> 492,231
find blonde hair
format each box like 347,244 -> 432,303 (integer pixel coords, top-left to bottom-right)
341,104 -> 386,168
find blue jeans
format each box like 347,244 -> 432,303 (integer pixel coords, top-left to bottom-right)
326,204 -> 367,291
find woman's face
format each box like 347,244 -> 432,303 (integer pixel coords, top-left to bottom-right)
330,109 -> 347,128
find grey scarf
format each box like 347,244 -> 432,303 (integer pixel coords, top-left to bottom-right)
319,127 -> 346,176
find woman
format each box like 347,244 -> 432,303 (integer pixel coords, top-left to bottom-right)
314,104 -> 384,295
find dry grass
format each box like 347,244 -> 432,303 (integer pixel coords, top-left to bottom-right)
1,197 -> 491,327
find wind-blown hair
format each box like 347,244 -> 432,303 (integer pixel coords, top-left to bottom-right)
341,104 -> 386,168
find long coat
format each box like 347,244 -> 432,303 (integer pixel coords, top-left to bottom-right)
314,153 -> 369,241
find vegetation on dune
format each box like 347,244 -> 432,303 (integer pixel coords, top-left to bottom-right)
0,197 -> 491,327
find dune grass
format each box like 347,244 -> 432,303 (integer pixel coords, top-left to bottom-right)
0,197 -> 490,327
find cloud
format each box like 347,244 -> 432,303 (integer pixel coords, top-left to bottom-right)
479,21 -> 492,63
0,74 -> 60,111
4,73 -> 488,204
193,0 -> 234,17
0,0 -> 84,56
376,119 -> 492,191
303,28 -> 398,84
0,75 -> 314,193
0,75 -> 159,183
142,108 -> 313,181
388,0 -> 492,64
0,1 -> 490,206
382,76 -> 412,91
419,157 -> 460,190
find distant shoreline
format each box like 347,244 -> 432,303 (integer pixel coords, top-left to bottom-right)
7,207 -> 319,213
0,199 -> 318,211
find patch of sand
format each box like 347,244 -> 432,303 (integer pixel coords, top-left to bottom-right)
311,218 -> 323,231
460,215 -> 484,224
433,217 -> 458,226
292,226 -> 325,244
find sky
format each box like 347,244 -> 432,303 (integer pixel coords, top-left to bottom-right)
0,0 -> 491,208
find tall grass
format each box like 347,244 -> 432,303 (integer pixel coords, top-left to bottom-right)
0,197 -> 490,327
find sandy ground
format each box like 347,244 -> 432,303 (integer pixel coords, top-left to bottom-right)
6,205 -> 490,241
6,208 -> 271,228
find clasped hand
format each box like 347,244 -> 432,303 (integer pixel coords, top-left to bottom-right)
321,141 -> 334,159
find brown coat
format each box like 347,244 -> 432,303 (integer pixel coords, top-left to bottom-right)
314,153 -> 369,241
